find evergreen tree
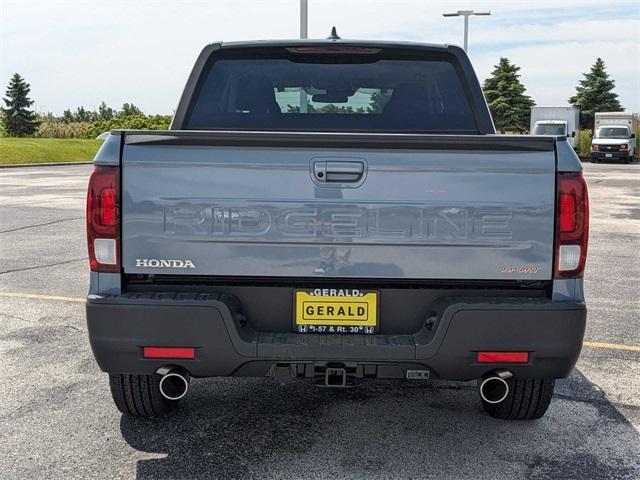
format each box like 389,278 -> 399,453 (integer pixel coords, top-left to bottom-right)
482,58 -> 535,133
1,73 -> 39,136
569,58 -> 622,129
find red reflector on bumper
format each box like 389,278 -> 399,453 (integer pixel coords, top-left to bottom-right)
477,351 -> 529,363
143,347 -> 195,359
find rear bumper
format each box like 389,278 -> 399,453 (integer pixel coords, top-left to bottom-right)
86,293 -> 586,381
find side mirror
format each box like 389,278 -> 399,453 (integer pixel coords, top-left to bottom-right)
631,133 -> 636,139
571,131 -> 576,138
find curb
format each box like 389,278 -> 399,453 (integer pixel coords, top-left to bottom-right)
0,161 -> 93,169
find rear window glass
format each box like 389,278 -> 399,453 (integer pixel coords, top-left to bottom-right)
185,52 -> 477,133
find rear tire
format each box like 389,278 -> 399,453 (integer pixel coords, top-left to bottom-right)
480,378 -> 554,420
109,373 -> 179,417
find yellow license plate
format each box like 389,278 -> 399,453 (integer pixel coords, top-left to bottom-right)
294,289 -> 378,334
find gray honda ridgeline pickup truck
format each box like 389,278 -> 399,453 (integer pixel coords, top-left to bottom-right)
86,38 -> 589,420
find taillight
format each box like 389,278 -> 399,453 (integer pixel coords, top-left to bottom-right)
555,172 -> 589,278
100,189 -> 117,226
559,194 -> 576,232
87,165 -> 120,272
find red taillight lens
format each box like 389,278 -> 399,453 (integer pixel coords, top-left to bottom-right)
100,188 -> 117,226
143,347 -> 196,359
87,165 -> 120,272
555,172 -> 589,278
477,352 -> 529,363
559,194 -> 576,232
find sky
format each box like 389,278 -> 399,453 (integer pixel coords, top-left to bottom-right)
1,0 -> 639,115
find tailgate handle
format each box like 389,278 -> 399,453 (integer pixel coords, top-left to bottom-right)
314,161 -> 364,183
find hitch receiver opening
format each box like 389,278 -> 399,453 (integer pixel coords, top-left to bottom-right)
325,367 -> 347,387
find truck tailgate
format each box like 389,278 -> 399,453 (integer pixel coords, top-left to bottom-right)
121,132 -> 556,281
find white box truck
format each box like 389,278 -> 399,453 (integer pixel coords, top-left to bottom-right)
530,107 -> 580,149
591,112 -> 638,163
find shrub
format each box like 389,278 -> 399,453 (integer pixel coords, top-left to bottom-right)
32,102 -> 172,139
36,120 -> 90,139
83,114 -> 171,139
578,130 -> 592,159
34,112 -> 172,139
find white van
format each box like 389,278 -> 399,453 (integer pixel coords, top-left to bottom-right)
591,112 -> 638,163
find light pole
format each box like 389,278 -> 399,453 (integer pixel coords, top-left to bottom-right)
300,0 -> 308,39
442,10 -> 491,52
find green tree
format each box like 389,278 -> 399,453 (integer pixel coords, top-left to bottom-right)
73,106 -> 95,122
98,101 -> 114,120
62,109 -> 74,123
569,57 -> 622,130
1,73 -> 39,136
482,58 -> 535,133
120,102 -> 143,117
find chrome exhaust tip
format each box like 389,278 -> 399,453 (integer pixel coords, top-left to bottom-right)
479,370 -> 513,404
158,367 -> 190,401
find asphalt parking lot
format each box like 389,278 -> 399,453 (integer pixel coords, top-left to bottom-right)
1,162 -> 639,479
